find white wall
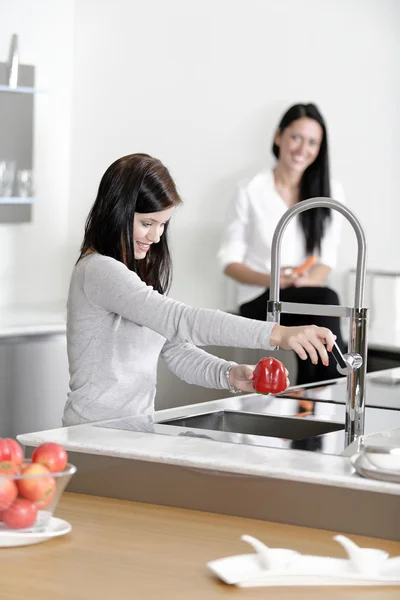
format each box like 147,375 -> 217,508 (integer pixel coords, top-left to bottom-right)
69,0 -> 400,311
0,0 -> 74,308
1,0 -> 399,314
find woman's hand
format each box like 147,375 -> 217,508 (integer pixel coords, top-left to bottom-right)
270,325 -> 336,366
229,363 -> 290,394
293,264 -> 330,288
292,273 -> 321,288
279,267 -> 298,289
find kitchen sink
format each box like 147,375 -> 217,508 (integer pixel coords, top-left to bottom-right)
94,382 -> 400,454
157,410 -> 344,441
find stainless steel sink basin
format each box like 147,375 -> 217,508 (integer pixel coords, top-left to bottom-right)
95,382 -> 400,455
158,410 -> 344,441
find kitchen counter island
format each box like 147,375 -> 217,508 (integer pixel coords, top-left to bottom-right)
18,369 -> 400,541
1,492 -> 399,600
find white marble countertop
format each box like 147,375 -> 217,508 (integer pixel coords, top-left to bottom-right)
18,397 -> 400,497
0,304 -> 66,338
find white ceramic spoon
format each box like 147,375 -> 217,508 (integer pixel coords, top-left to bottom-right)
241,534 -> 299,571
333,535 -> 389,576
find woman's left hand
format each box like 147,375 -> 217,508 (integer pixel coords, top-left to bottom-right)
293,273 -> 321,287
229,364 -> 290,394
293,264 -> 330,288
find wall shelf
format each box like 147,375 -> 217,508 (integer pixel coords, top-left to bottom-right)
0,58 -> 35,223
0,197 -> 38,205
0,85 -> 44,94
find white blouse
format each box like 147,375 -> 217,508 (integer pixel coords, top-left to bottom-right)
218,169 -> 345,306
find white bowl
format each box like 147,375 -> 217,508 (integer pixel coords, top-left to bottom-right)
362,447 -> 400,472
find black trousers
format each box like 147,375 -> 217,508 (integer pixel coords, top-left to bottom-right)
240,286 -> 346,385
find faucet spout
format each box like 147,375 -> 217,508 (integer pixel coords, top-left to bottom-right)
267,197 -> 368,447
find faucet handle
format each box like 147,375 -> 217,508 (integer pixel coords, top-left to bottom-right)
331,342 -> 363,376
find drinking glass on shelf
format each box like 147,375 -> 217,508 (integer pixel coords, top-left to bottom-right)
16,169 -> 34,197
0,160 -> 16,197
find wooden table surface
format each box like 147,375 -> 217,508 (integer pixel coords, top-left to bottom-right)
0,492 -> 399,599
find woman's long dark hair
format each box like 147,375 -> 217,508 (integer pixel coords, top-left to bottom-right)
78,153 -> 182,294
272,103 -> 331,255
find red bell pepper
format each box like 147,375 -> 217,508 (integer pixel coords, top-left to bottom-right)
253,357 -> 287,395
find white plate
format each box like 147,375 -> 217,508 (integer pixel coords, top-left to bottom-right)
207,551 -> 400,587
0,517 -> 71,548
351,452 -> 400,484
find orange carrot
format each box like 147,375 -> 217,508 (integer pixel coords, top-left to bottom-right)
293,255 -> 318,275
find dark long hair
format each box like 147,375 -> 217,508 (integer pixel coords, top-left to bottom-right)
272,103 -> 331,255
78,153 -> 182,294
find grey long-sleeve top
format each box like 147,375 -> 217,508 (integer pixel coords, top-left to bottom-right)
63,254 -> 277,426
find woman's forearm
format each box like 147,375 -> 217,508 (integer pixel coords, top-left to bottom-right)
224,263 -> 270,287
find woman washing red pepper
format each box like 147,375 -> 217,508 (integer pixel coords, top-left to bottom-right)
63,154 -> 336,426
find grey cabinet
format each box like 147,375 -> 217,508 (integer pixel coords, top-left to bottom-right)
0,334 -> 69,438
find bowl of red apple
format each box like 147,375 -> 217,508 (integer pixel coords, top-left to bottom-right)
0,439 -> 76,532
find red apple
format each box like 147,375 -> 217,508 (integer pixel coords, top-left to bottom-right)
0,478 -> 18,510
35,485 -> 57,510
20,463 -> 48,476
6,439 -> 24,465
18,463 -> 57,508
0,461 -> 21,475
0,439 -> 12,462
0,438 -> 24,465
32,442 -> 68,473
2,498 -> 37,529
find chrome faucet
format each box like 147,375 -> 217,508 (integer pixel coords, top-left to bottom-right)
267,197 -> 368,447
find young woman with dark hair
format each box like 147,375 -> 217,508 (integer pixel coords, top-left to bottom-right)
63,153 -> 336,426
219,103 -> 346,385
